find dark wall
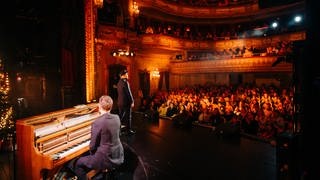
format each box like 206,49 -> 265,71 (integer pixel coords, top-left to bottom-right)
300,0 -> 320,179
12,0 -> 85,117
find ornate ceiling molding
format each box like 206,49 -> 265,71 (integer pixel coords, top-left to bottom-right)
138,0 -> 305,24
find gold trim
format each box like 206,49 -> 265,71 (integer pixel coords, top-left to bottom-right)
85,0 -> 96,102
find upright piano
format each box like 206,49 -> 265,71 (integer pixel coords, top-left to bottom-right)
16,103 -> 100,180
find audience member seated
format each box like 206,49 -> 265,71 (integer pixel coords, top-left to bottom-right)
197,107 -> 211,124
138,98 -> 149,112
241,111 -> 259,136
166,102 -> 179,118
215,115 -> 241,138
210,107 -> 223,127
158,103 -> 168,117
145,100 -> 159,122
172,104 -> 193,128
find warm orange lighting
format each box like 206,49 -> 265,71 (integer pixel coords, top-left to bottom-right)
151,69 -> 160,78
16,73 -> 22,81
94,0 -> 103,8
132,1 -> 140,15
85,0 -> 96,103
111,49 -> 135,57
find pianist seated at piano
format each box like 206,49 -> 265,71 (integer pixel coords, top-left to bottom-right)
67,95 -> 124,180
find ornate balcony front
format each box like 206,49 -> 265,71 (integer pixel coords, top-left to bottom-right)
170,56 -> 292,74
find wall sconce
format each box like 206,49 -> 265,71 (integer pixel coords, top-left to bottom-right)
132,1 -> 140,15
94,0 -> 104,8
16,73 -> 22,82
111,49 -> 135,57
151,69 -> 160,78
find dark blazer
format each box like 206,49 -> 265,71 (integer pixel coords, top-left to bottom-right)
81,113 -> 124,170
117,78 -> 134,108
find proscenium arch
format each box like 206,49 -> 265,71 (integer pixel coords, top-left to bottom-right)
85,0 -> 131,102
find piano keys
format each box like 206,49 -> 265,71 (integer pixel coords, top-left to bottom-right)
16,103 -> 100,180
51,139 -> 90,160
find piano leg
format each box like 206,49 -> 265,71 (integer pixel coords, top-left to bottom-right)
41,169 -> 50,180
40,165 -> 66,180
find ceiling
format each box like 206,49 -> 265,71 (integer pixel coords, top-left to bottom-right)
138,1 -> 305,25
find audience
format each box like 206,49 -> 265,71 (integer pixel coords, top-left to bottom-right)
140,83 -> 295,141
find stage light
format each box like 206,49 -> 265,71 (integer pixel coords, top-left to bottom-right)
294,15 -> 302,23
271,22 -> 278,28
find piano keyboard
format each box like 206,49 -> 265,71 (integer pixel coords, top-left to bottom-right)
51,139 -> 90,160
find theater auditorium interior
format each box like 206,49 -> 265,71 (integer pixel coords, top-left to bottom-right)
0,0 -> 319,179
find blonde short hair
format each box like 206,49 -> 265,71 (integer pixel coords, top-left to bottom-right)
99,95 -> 113,111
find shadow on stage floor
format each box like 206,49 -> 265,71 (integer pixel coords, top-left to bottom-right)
119,112 -> 276,180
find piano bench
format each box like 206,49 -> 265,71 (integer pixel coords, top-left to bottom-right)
86,167 -> 117,180
86,169 -> 107,180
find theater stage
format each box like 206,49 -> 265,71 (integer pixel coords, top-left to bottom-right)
118,114 -> 276,180
0,115 -> 276,180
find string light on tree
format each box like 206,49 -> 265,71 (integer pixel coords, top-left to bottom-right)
0,58 -> 14,139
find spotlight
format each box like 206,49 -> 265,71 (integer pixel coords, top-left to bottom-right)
294,15 -> 302,23
271,22 -> 278,29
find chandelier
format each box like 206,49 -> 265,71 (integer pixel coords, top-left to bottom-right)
111,49 -> 135,57
151,68 -> 160,78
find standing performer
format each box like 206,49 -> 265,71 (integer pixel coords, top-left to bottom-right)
117,69 -> 136,135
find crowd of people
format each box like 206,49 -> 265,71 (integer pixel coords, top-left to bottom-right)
186,40 -> 293,61
138,83 -> 296,141
136,14 -> 303,42
167,0 -> 256,7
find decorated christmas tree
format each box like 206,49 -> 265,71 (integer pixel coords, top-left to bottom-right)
0,58 -> 14,139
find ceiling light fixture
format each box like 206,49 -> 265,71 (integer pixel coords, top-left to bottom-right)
111,49 -> 135,57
